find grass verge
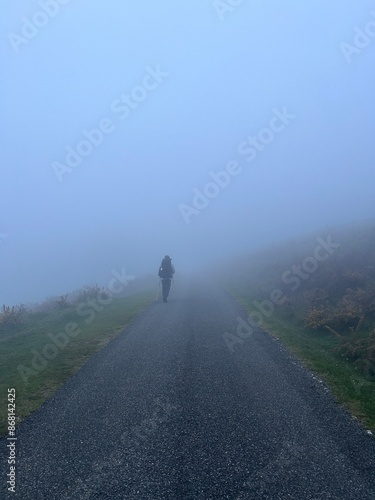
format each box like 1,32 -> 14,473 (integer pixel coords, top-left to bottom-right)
230,290 -> 375,432
0,290 -> 154,436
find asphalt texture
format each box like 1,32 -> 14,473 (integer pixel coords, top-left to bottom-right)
2,278 -> 375,499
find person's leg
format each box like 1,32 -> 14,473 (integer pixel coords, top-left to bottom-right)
162,279 -> 171,301
162,279 -> 168,301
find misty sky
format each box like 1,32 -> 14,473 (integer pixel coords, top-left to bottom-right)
1,0 -> 375,305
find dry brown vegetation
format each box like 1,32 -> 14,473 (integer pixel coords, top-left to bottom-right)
0,304 -> 28,330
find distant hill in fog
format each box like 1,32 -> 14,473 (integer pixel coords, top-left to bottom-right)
219,219 -> 375,380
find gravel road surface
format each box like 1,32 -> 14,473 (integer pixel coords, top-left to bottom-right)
2,278 -> 375,499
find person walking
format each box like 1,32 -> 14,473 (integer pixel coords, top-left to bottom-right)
158,255 -> 175,302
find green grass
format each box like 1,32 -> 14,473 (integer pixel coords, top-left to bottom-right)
229,288 -> 375,432
0,290 -> 155,436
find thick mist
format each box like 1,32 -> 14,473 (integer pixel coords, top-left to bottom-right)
1,0 -> 374,305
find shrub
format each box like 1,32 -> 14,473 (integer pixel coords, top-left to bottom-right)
0,304 -> 28,330
336,329 -> 375,380
55,294 -> 70,309
72,284 -> 111,304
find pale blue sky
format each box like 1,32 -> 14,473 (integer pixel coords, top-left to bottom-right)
1,0 -> 375,304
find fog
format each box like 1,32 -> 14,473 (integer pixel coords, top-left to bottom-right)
2,0 -> 374,305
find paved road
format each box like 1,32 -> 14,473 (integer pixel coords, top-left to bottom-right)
2,278 -> 375,499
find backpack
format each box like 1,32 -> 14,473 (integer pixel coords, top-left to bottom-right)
159,258 -> 173,279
